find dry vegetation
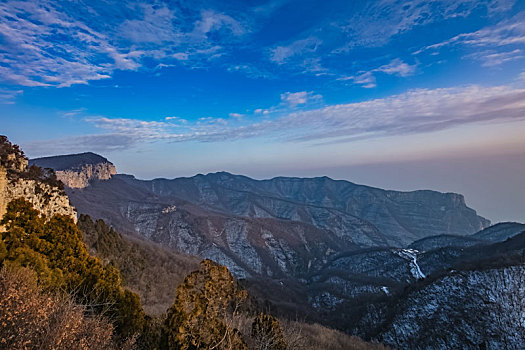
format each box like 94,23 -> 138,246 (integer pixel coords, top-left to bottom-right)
0,266 -> 123,350
280,321 -> 389,350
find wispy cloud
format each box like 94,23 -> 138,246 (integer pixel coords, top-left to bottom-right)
0,88 -> 22,104
335,0 -> 516,51
467,49 -> 524,67
0,1 -> 249,87
270,37 -> 322,65
227,64 -> 276,79
338,59 -> 417,88
23,84 -> 525,154
414,12 -> 525,66
280,91 -> 322,107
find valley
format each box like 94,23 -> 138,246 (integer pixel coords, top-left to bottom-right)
26,150 -> 525,349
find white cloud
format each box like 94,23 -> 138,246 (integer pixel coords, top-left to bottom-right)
280,91 -> 322,107
270,37 -> 322,64
229,113 -> 244,119
119,3 -> 178,44
26,84 -> 525,154
0,1 -> 249,87
338,59 -> 416,88
376,59 -> 417,77
0,88 -> 22,104
0,0 -> 139,87
192,10 -> 246,39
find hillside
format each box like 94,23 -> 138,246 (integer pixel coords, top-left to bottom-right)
78,214 -> 200,315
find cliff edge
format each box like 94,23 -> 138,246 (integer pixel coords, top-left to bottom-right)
30,152 -> 117,188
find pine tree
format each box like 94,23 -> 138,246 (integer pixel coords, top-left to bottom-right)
163,259 -> 248,350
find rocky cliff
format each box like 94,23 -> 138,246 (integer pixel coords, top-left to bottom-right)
0,169 -> 77,222
29,152 -> 116,188
0,136 -> 77,227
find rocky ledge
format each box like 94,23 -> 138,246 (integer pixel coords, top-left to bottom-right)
30,152 -> 117,188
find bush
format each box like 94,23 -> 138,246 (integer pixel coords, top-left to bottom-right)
251,313 -> 287,350
0,198 -> 145,340
0,265 -> 117,350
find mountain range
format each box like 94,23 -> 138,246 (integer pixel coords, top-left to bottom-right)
29,151 -> 525,349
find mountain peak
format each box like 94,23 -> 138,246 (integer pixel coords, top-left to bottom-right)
29,152 -> 116,189
29,152 -> 112,171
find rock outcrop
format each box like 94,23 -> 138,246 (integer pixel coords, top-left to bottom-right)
30,152 -> 116,188
1,172 -> 77,222
0,136 -> 77,228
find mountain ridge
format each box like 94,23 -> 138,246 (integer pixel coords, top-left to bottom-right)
29,151 -> 492,283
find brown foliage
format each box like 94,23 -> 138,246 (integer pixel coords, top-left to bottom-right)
0,265 -> 117,350
280,321 -> 389,350
250,313 -> 287,350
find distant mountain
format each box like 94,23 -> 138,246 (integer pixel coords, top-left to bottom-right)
471,221 -> 525,242
32,152 -> 490,280
30,152 -> 116,188
408,222 -> 525,251
125,171 -> 490,246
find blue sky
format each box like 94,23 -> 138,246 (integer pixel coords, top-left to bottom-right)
1,0 -> 525,222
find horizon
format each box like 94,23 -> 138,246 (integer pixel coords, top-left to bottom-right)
27,148 -> 524,225
1,0 -> 525,223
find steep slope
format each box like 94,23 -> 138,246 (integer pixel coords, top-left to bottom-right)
0,136 -> 77,225
126,172 -> 490,246
68,175 -> 361,279
78,215 -> 200,315
379,265 -> 525,349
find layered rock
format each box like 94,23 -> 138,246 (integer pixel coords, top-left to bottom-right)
1,172 -> 77,222
30,152 -> 116,188
0,136 -> 77,228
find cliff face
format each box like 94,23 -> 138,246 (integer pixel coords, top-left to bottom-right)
0,167 -> 7,222
0,167 -> 77,230
0,137 -> 77,227
3,174 -> 77,221
54,162 -> 117,188
29,152 -> 116,189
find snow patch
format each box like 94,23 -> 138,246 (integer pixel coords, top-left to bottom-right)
395,249 -> 426,279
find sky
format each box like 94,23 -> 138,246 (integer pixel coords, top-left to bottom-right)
1,0 -> 525,223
